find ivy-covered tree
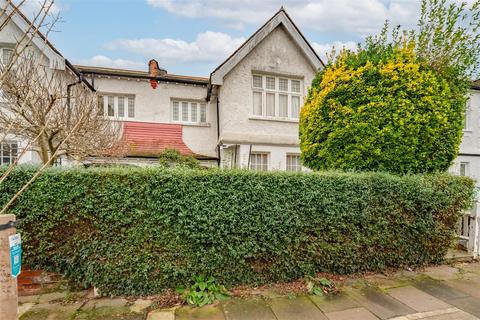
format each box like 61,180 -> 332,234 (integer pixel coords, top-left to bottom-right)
300,0 -> 479,174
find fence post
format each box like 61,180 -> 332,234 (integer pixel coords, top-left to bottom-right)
0,214 -> 18,320
472,202 -> 480,258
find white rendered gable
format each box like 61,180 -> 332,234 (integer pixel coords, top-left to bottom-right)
210,9 -> 323,85
0,0 -> 65,70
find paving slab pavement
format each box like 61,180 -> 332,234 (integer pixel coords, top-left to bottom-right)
387,286 -> 452,312
18,262 -> 480,320
309,292 -> 360,313
413,278 -> 469,301
176,304 -> 225,320
222,298 -> 277,320
269,296 -> 327,320
324,307 -> 379,320
390,308 -> 478,320
147,310 -> 176,320
345,286 -> 415,319
446,297 -> 480,318
421,265 -> 461,281
445,277 -> 480,299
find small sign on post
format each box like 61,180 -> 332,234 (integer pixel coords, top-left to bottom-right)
8,233 -> 22,278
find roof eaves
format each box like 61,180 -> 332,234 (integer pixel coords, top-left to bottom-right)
281,8 -> 325,68
77,66 -> 209,86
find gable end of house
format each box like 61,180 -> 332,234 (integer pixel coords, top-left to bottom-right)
210,8 -> 324,86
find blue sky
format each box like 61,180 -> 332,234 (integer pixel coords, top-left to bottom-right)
37,0 -> 435,76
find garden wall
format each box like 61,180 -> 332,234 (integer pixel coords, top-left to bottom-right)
0,167 -> 474,295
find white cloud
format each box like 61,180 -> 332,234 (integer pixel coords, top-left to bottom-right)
16,0 -> 61,17
76,55 -> 145,70
312,41 -> 358,62
146,0 -> 421,35
106,31 -> 246,66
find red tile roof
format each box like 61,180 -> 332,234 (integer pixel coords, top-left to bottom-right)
122,121 -> 193,157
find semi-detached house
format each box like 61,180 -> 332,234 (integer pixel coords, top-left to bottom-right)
76,8 -> 322,171
1,5 -> 480,182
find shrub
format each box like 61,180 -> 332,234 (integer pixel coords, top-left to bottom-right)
158,148 -> 200,169
177,275 -> 229,307
300,43 -> 466,174
0,167 -> 473,295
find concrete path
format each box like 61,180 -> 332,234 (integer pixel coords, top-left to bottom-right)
19,262 -> 480,320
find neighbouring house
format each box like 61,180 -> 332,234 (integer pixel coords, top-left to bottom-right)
0,0 -> 95,167
450,80 -> 480,183
1,4 -> 480,180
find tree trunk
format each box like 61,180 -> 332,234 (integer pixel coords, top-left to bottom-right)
37,134 -> 51,166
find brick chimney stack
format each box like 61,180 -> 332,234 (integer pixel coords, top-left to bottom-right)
149,59 -> 160,78
148,59 -> 167,89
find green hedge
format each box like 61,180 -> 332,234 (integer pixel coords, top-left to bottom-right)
0,167 -> 474,295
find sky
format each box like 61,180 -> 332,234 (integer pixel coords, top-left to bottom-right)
21,0 -> 469,77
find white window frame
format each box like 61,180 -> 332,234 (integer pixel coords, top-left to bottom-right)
460,162 -> 470,176
98,94 -> 135,120
251,74 -> 303,121
0,141 -> 18,166
171,100 -> 208,125
250,152 -> 269,171
286,154 -> 302,172
0,47 -> 13,65
464,98 -> 472,131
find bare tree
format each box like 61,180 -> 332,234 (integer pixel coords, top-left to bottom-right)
0,0 -> 60,147
0,0 -> 124,215
0,52 -> 122,165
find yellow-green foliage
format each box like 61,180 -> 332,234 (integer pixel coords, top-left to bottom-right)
300,43 -> 466,174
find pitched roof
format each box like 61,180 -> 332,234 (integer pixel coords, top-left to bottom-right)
76,65 -> 209,86
210,7 -> 324,85
122,121 -> 193,157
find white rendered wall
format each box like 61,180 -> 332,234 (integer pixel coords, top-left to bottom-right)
88,76 -> 217,159
217,25 -> 317,147
451,89 -> 480,186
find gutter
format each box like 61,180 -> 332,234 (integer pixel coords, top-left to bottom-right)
79,69 -> 208,86
458,153 -> 480,157
216,97 -> 221,166
65,60 -> 96,92
66,79 -> 83,128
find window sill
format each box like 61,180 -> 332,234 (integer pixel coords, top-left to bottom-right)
107,116 -> 135,120
463,129 -> 473,133
249,115 -> 299,123
176,122 -> 211,128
